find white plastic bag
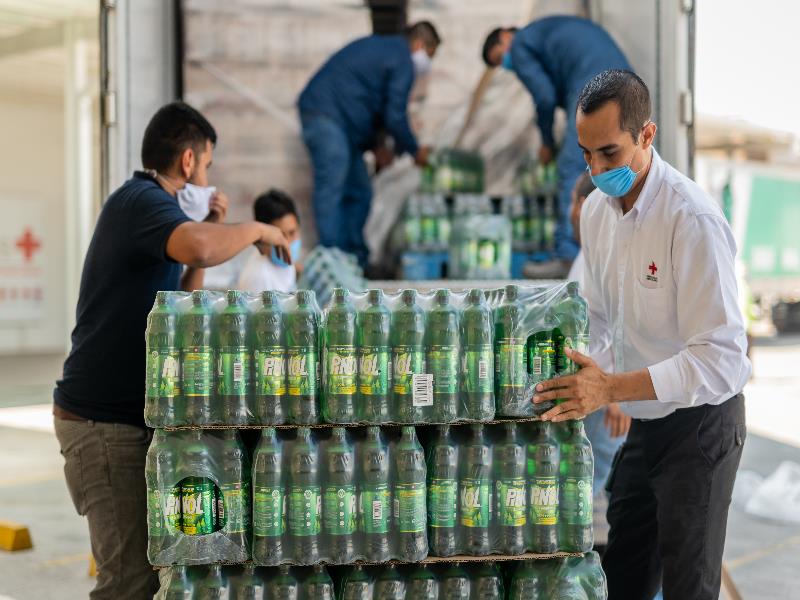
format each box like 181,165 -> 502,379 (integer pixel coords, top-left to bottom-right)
745,461 -> 800,523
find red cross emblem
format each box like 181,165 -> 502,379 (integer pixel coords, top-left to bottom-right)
648,261 -> 658,276
15,228 -> 41,262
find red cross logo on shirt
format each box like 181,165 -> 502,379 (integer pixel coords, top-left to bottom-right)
648,261 -> 658,276
15,228 -> 41,262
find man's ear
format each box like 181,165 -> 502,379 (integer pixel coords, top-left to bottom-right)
641,121 -> 658,150
179,147 -> 195,180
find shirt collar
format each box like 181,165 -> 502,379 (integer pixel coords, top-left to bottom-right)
602,147 -> 664,224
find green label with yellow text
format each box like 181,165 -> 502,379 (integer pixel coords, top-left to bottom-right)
255,348 -> 286,396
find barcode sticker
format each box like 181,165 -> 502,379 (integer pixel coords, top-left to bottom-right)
233,360 -> 243,382
373,500 -> 382,521
478,359 -> 488,379
412,374 -> 433,407
532,356 -> 542,376
393,498 -> 400,519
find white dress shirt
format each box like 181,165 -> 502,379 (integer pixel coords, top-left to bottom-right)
236,246 -> 297,294
580,148 -> 751,419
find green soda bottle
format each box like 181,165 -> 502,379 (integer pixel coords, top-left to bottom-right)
461,288 -> 494,420
357,289 -> 391,422
196,564 -> 228,598
426,424 -> 458,557
374,564 -> 405,600
528,325 -> 557,415
358,426 -> 391,562
305,564 -> 334,599
234,564 -> 264,600
180,430 -> 217,536
552,556 -> 590,600
322,288 -> 357,423
145,430 -> 181,562
216,290 -> 251,426
253,290 -> 286,424
552,282 -> 589,376
495,421 -> 527,555
471,562 -> 504,600
268,565 -> 298,600
494,284 -> 527,417
579,551 -> 607,600
145,291 -> 180,427
390,289 -> 427,423
508,559 -> 548,600
459,423 -> 491,555
440,562 -> 470,600
394,426 -> 427,561
321,427 -> 357,563
180,290 -> 214,425
252,427 -> 285,565
286,290 -> 320,425
341,564 -> 372,600
216,430 -> 250,555
559,420 -> 594,553
288,427 -> 321,563
406,564 -> 438,600
527,420 -> 559,553
427,289 -> 460,422
164,565 -> 193,600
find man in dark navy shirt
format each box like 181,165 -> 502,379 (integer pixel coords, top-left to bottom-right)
298,21 -> 440,266
53,102 -> 289,599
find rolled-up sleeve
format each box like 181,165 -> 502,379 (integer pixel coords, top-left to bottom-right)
648,213 -> 751,405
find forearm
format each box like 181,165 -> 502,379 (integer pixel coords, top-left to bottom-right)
180,267 -> 205,292
609,369 -> 657,403
170,221 -> 263,268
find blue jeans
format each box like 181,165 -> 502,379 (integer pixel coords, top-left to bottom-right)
554,94 -> 584,261
300,112 -> 373,267
584,408 -> 625,497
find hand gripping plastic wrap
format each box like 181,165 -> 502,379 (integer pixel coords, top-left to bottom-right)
146,429 -> 251,566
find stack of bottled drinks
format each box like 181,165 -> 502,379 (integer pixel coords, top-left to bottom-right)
296,246 -> 367,308
504,160 -> 559,255
419,148 -> 485,194
402,193 -> 452,253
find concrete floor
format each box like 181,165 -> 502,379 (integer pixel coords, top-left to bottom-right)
1,338 -> 799,599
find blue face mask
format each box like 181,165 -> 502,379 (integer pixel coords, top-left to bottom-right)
501,51 -> 513,71
588,146 -> 646,197
271,238 -> 302,268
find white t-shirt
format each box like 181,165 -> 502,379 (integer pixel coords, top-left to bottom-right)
236,247 -> 297,293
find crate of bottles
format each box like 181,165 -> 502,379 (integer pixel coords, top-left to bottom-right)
448,214 -> 512,280
144,282 -> 589,428
420,148 -> 485,194
501,194 -> 558,255
297,246 -> 367,308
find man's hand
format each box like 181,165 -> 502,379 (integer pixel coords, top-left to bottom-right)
415,146 -> 432,167
538,145 -> 554,165
254,224 -> 291,264
204,191 -> 229,223
533,348 -> 614,422
604,403 -> 631,438
373,146 -> 395,172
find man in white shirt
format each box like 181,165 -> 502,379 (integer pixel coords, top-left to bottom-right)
533,69 -> 750,600
238,189 -> 302,293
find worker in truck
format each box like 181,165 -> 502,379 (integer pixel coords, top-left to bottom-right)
298,21 -> 440,268
533,70 -> 750,600
53,102 -> 290,599
481,16 -> 630,278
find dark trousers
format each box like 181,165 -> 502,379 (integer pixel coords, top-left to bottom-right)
602,395 -> 746,600
55,417 -> 158,600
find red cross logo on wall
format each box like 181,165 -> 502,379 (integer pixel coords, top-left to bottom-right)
648,261 -> 658,276
15,228 -> 42,262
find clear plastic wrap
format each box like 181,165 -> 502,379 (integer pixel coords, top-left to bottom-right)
448,215 -> 512,280
145,281 -> 588,427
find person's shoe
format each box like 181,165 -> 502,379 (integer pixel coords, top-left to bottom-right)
522,259 -> 572,280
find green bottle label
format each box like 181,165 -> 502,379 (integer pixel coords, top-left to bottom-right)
288,486 -> 321,535
421,216 -> 437,243
392,346 -> 425,395
530,335 -> 556,380
146,350 -> 180,399
496,340 -> 526,387
512,218 -> 527,240
530,476 -> 558,525
287,348 -> 318,397
429,345 -> 458,394
460,479 -> 490,528
147,488 -> 164,535
218,349 -> 250,396
182,349 -> 213,396
543,218 -> 555,245
254,486 -> 285,537
323,485 -> 357,535
326,346 -> 357,395
463,346 -> 493,393
163,487 -> 182,532
395,482 -> 426,533
438,217 -> 451,244
478,239 -> 497,268
219,482 -> 247,533
255,348 -> 286,396
359,484 -> 390,534
562,476 -> 592,525
527,216 -> 541,242
428,478 -> 457,528
358,347 -> 389,396
181,479 -> 216,535
497,478 -> 527,526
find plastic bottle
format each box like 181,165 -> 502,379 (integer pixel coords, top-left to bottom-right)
495,422 -> 527,555
406,564 -> 438,600
321,427 -> 357,563
390,289 -> 428,422
180,290 -> 214,425
164,565 -> 193,600
426,424 -> 458,557
252,427 -> 285,565
552,282 -> 589,376
508,559 -> 548,600
527,421 -> 560,553
216,429 -> 250,554
494,285 -> 528,416
196,564 -> 229,600
427,289 -> 460,422
305,564 -> 334,600
357,289 -> 391,422
145,430 -> 180,562
461,288 -> 495,420
323,288 -> 358,423
579,552 -> 607,600
145,291 -> 180,426
269,565 -> 298,600
373,564 -> 405,600
394,426 -> 427,561
358,426 -> 391,562
470,562 -> 504,600
253,290 -> 286,424
232,564 -> 263,600
459,424 -> 492,555
216,290 -> 250,425
288,427 -> 321,563
341,564 -> 372,600
286,290 -> 320,424
559,420 -> 594,553
440,563 -> 471,600
180,430 -> 217,536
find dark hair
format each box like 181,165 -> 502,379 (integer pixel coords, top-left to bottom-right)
141,102 -> 217,172
482,27 -> 516,66
253,189 -> 298,225
406,21 -> 441,50
573,171 -> 596,199
577,69 -> 651,141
